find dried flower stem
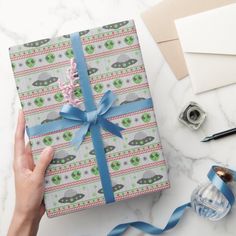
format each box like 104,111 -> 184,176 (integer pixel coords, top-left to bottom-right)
58,59 -> 80,107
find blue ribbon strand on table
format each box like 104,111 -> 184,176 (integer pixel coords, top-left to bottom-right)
26,32 -> 154,204
107,165 -> 236,236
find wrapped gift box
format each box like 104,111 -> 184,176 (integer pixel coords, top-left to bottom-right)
9,19 -> 170,217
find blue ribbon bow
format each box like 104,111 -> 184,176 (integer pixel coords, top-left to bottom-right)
60,90 -> 124,149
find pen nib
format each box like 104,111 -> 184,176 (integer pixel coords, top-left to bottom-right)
201,136 -> 212,142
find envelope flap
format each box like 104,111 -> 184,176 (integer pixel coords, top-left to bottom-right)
142,0 -> 236,43
175,4 -> 236,55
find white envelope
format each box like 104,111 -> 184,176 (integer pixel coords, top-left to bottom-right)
175,3 -> 236,94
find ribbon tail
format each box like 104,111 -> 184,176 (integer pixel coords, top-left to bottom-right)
71,123 -> 90,148
99,117 -> 124,138
107,202 -> 191,236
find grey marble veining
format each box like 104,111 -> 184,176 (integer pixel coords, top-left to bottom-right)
1,0 -> 236,235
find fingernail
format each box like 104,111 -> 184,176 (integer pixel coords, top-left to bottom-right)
18,109 -> 23,115
44,146 -> 54,157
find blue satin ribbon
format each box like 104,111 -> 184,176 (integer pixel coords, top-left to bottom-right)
108,203 -> 191,236
26,32 -> 154,204
208,166 -> 236,206
70,32 -> 118,202
27,98 -> 153,137
108,165 -> 236,236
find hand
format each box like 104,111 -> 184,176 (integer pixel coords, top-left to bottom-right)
8,110 -> 54,236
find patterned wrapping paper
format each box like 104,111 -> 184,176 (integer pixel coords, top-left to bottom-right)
9,20 -> 170,218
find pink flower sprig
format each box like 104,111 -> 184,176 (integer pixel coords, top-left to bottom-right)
59,59 -> 81,107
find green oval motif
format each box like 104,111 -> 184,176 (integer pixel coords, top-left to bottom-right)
93,83 -> 103,93
43,136 -> 53,146
85,45 -> 95,54
25,58 -> 36,68
34,97 -> 44,107
130,156 -> 140,166
71,170 -> 81,180
86,131 -> 91,137
51,175 -> 61,185
132,74 -> 143,84
65,48 -> 74,58
124,36 -> 134,45
113,79 -> 123,88
74,87 -> 82,98
110,160 -> 121,171
91,166 -> 99,175
63,131 -> 73,141
104,40 -> 114,50
45,53 -> 55,63
150,152 -> 159,161
12,63 -> 16,71
141,113 -> 151,123
122,117 -> 132,127
54,92 -> 64,102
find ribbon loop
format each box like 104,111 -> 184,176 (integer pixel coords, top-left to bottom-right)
60,104 -> 86,121
97,90 -> 117,115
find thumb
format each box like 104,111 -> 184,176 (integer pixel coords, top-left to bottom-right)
34,147 -> 54,178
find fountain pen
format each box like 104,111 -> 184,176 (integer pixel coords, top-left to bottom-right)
202,127 -> 236,142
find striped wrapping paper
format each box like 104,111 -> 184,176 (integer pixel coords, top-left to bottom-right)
9,20 -> 170,217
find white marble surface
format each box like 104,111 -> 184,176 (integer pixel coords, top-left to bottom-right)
1,0 -> 236,235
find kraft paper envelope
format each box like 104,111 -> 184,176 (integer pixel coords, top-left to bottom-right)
175,3 -> 236,93
141,0 -> 235,80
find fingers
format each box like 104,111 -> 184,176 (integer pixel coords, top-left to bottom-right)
14,110 -> 27,171
14,110 -> 25,157
25,142 -> 35,170
34,147 -> 54,178
39,202 -> 46,218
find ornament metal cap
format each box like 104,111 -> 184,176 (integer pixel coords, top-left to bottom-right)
214,166 -> 234,183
